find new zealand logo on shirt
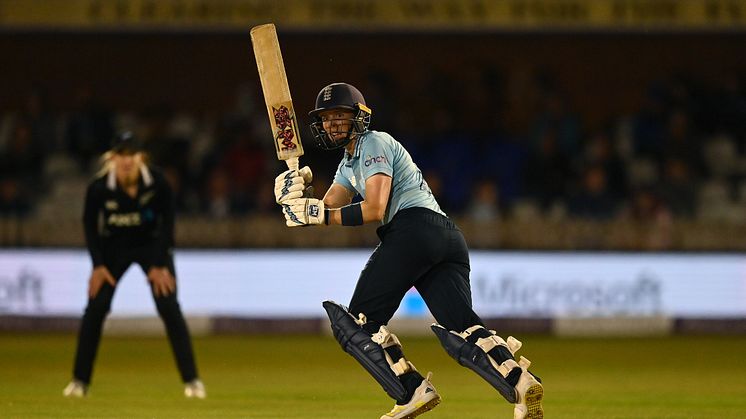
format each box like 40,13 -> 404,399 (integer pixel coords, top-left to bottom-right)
139,191 -> 155,206
105,200 -> 118,210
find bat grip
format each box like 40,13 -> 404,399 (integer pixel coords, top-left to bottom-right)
285,157 -> 299,172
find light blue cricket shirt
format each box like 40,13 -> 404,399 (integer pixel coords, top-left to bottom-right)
332,130 -> 446,224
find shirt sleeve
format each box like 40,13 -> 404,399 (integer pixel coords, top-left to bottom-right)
82,182 -> 104,267
332,160 -> 354,192
360,135 -> 394,180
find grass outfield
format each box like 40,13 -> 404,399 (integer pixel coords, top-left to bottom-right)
1,334 -> 745,418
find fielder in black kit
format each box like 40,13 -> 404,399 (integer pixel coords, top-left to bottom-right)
63,132 -> 205,399
275,83 -> 544,419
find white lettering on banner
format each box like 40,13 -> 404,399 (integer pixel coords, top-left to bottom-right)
472,273 -> 662,317
0,269 -> 44,313
0,250 -> 744,318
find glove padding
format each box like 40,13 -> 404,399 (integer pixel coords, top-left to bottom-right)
282,198 -> 325,227
274,166 -> 313,204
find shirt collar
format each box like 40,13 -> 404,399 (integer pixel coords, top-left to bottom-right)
107,165 -> 153,191
344,132 -> 366,163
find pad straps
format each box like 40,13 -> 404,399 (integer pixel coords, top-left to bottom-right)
459,326 -> 524,378
372,325 -> 416,376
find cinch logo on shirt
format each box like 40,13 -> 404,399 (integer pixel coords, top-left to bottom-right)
364,155 -> 388,167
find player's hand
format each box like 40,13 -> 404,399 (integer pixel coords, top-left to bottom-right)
147,267 -> 176,297
282,198 -> 326,227
274,166 -> 313,204
88,266 -> 116,298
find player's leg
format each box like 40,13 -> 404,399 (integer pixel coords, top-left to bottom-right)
417,228 -> 543,417
324,220 -> 443,416
325,239 -> 427,404
139,257 -> 202,397
421,263 -> 543,417
324,301 -> 440,419
66,258 -> 130,395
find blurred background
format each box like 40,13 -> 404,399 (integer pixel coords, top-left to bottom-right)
0,0 -> 745,251
1,0 -> 746,333
2,3 -> 746,417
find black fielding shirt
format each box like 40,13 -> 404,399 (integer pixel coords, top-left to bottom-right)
83,165 -> 174,267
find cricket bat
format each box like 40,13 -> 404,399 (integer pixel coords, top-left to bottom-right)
250,23 -> 304,172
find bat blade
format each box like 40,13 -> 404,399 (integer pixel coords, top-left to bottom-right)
250,23 -> 304,170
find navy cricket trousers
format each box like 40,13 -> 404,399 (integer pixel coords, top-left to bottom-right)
72,245 -> 198,384
348,207 -> 483,334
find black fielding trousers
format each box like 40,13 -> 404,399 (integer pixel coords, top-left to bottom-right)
348,207 -> 483,334
72,245 -> 198,384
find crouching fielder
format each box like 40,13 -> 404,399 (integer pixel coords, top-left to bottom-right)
275,83 -> 543,419
63,133 -> 204,399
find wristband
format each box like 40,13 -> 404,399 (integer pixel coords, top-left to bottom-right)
340,203 -> 364,226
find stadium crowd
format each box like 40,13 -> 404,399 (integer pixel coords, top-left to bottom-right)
1,70 -> 745,227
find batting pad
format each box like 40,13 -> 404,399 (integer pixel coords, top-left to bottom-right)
431,324 -> 518,403
322,300 -> 407,401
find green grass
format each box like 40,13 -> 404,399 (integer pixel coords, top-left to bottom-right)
1,333 -> 745,418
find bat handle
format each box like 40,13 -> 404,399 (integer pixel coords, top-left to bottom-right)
285,157 -> 299,172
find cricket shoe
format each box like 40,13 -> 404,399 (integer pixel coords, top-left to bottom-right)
513,358 -> 543,419
184,378 -> 206,399
63,379 -> 87,397
380,372 -> 441,419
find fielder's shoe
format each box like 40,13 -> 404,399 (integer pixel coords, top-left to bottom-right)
380,372 -> 441,419
513,366 -> 543,419
184,378 -> 206,399
62,379 -> 87,397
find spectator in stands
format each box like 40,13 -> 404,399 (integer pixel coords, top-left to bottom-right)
523,131 -> 571,212
583,130 -> 628,201
632,82 -> 670,159
465,178 -> 500,222
662,109 -> 703,176
622,187 -> 673,250
0,122 -> 45,213
203,167 -> 233,218
658,158 -> 697,219
22,88 -> 59,153
64,86 -> 114,171
567,165 -> 619,220
0,176 -> 31,217
529,89 -> 581,159
220,132 -> 267,214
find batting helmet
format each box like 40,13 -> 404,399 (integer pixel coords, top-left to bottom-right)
308,83 -> 372,150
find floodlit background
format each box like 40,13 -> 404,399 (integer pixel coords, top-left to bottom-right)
1,1 -> 745,418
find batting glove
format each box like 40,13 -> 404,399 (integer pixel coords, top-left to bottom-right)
282,198 -> 326,227
274,166 -> 313,204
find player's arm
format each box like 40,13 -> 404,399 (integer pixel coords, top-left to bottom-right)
82,182 -> 105,267
148,174 -> 176,297
325,174 -> 391,225
323,183 -> 354,208
82,182 -> 115,297
152,177 -> 175,267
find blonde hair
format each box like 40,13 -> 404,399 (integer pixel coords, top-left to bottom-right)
96,150 -> 148,178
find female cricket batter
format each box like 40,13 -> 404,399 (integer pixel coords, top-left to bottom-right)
275,83 -> 544,419
63,132 -> 205,399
